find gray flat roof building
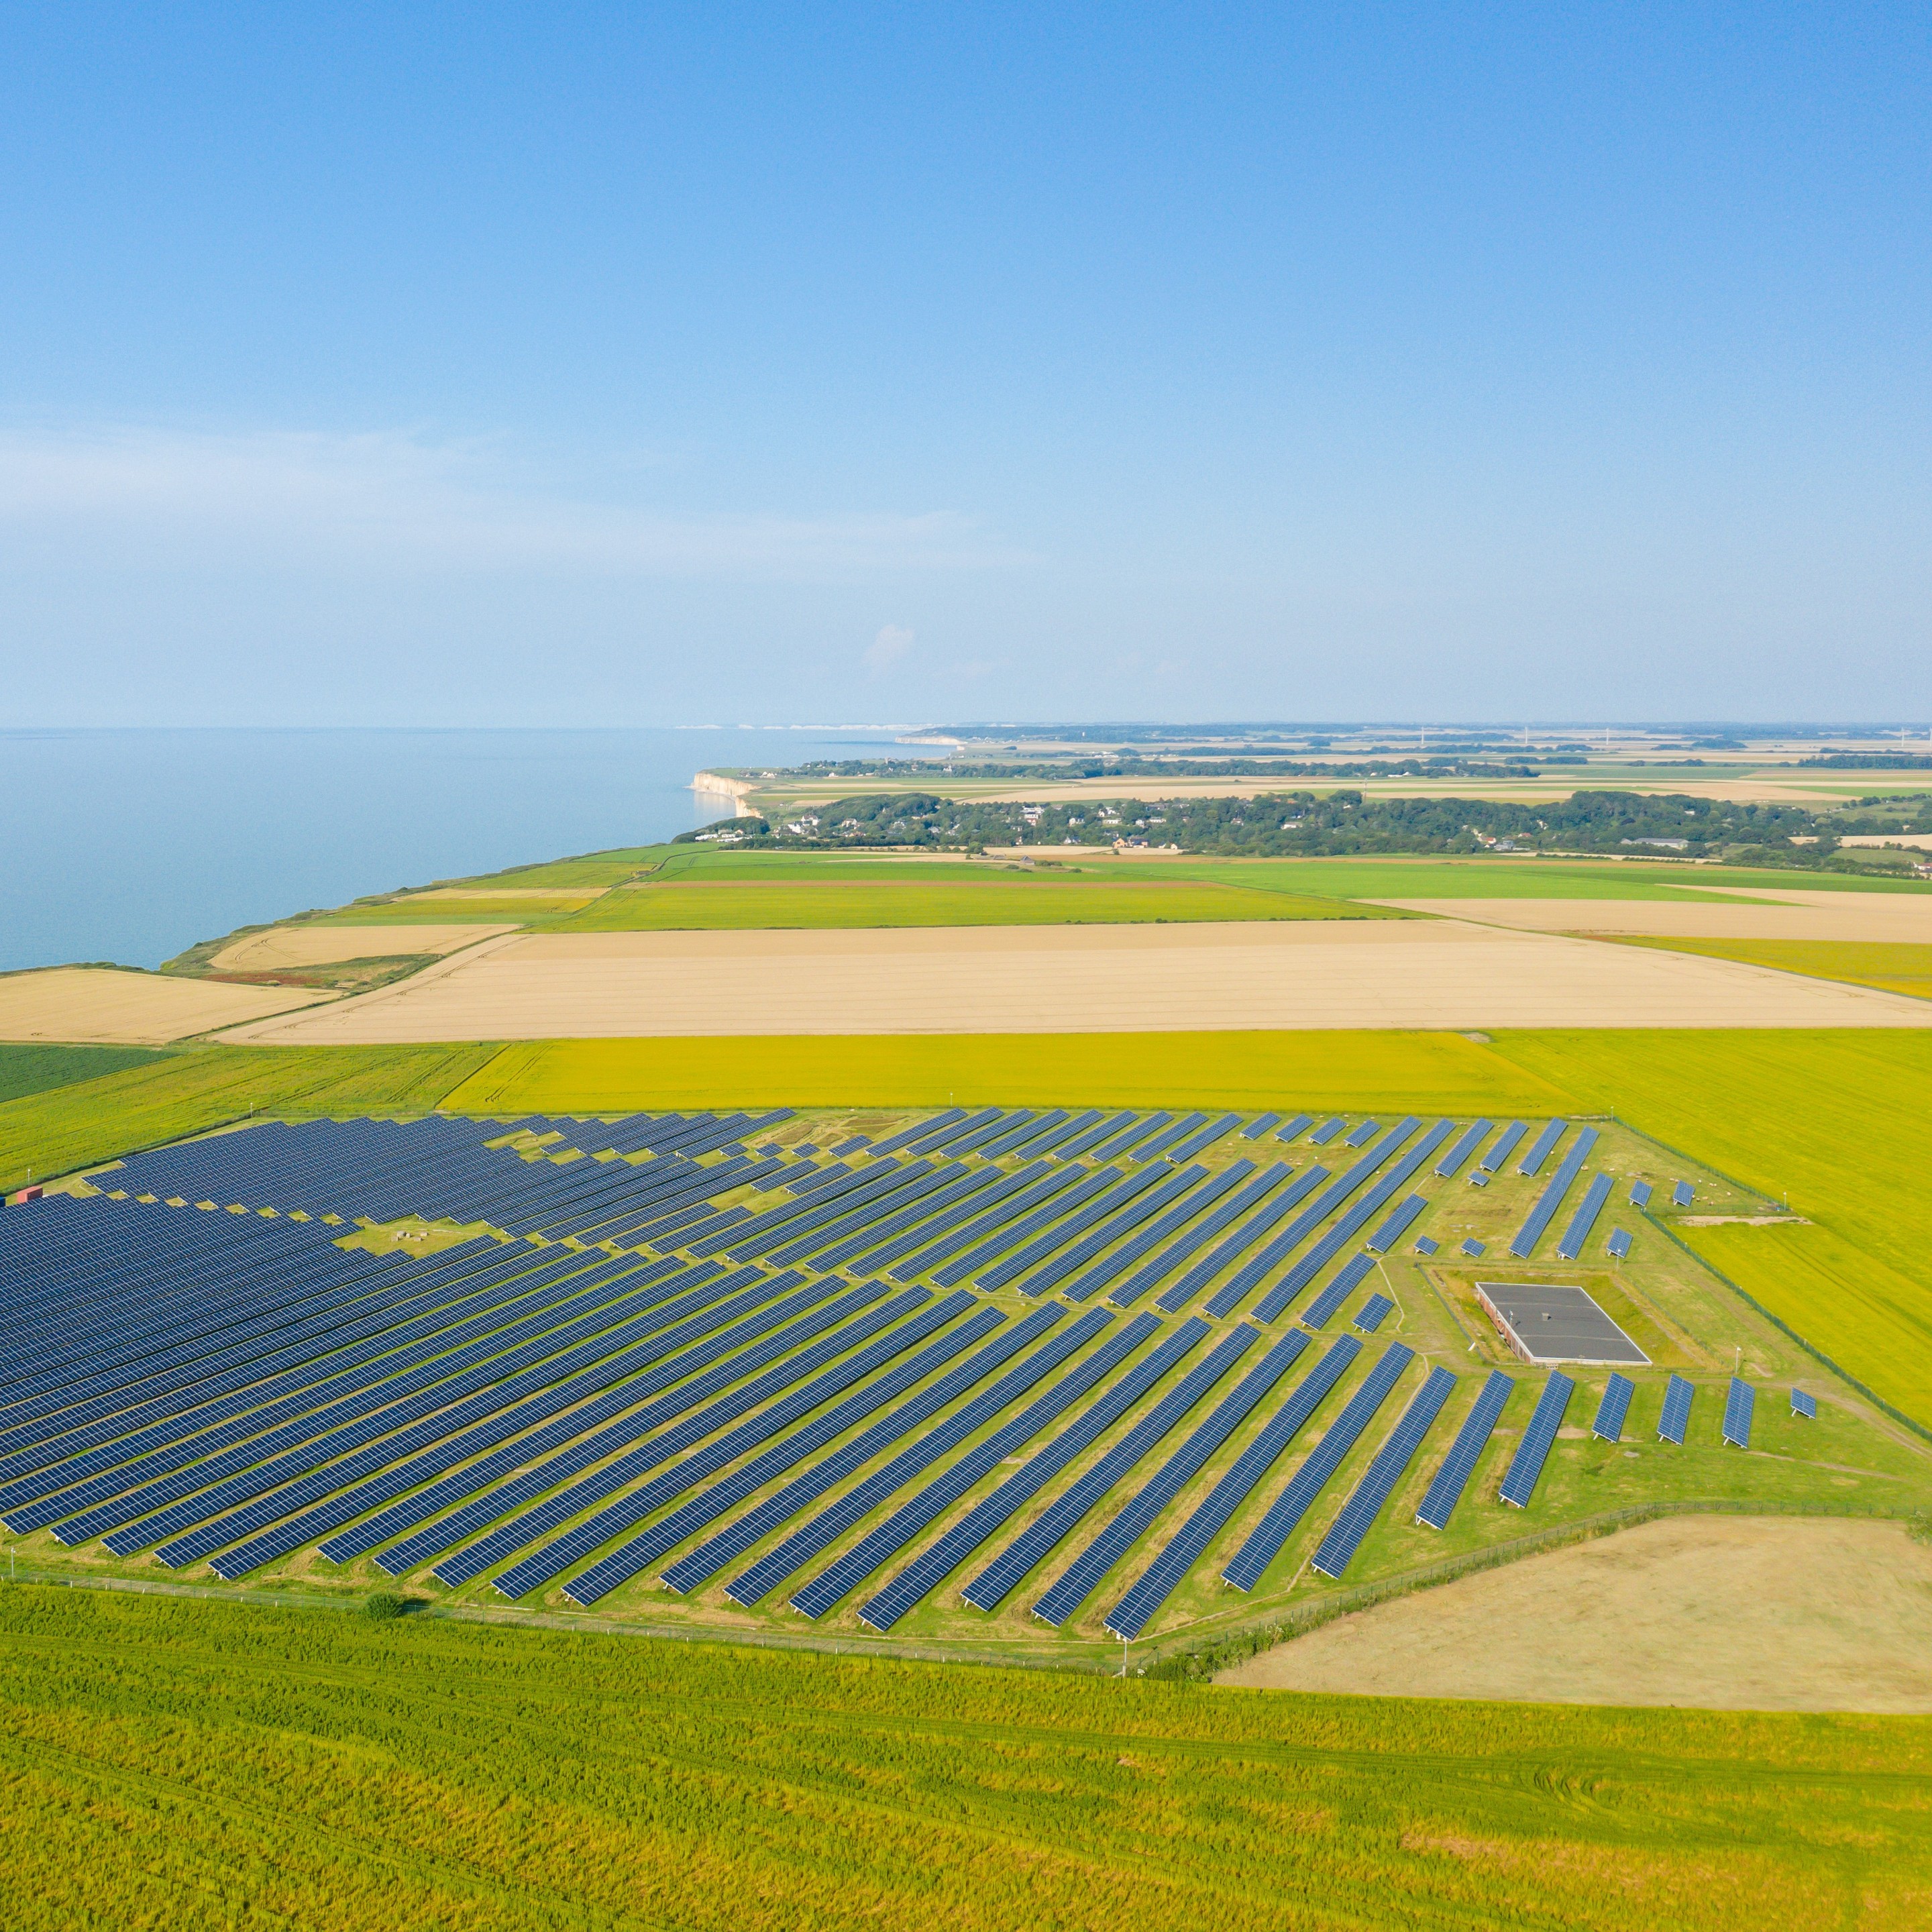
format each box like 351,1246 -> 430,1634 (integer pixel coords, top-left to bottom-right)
1476,1282 -> 1650,1366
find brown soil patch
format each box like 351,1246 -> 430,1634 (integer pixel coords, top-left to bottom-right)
213,920 -> 1932,1043
1373,893 -> 1932,941
1216,1516 -> 1932,1712
210,924 -> 517,971
0,968 -> 330,1044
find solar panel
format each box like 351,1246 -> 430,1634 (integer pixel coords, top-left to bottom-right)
1433,1120 -> 1493,1179
855,1320 -> 1212,1629
558,1301 -> 1026,1609
1102,1335 -> 1358,1639
1479,1122 -> 1526,1173
1590,1372 -> 1634,1442
1790,1388 -> 1817,1420
1342,1120 -> 1381,1149
1353,1294 -> 1393,1332
1250,1121 -> 1452,1322
492,1291 -> 958,1603
1412,1236 -> 1438,1257
1721,1377 -> 1755,1448
960,1325 -> 1257,1613
1307,1118 -> 1346,1146
1115,1164 -> 1292,1309
1273,1113 -> 1315,1143
1516,1122 -> 1564,1177
1498,1372 -> 1573,1507
1301,1254 -> 1374,1328
659,1303 -> 1065,1595
1629,1180 -> 1654,1208
1364,1194 -> 1427,1254
211,1278 -> 928,1582
721,1306 -> 1108,1605
1606,1228 -> 1632,1260
1414,1369 -> 1512,1529
1458,1238 -> 1485,1258
1657,1373 -> 1695,1444
1672,1181 -> 1695,1208
1555,1173 -> 1613,1261
1507,1127 -> 1599,1259
1309,1365 -> 1456,1578
1242,1113 -> 1283,1140
1034,1330 -> 1309,1627
788,1313 -> 1159,1619
1220,1343 -> 1414,1591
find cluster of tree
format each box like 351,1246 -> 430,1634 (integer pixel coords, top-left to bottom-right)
1799,751 -> 1932,769
786,755 -> 1547,782
688,788 -> 1927,873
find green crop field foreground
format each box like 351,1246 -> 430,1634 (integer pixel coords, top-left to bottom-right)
1,1586 -> 1925,1931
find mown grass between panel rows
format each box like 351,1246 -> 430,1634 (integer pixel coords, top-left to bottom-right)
1,1585 -> 1925,1931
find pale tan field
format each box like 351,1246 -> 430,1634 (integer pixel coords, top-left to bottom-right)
215,918 -> 1932,1042
1376,891 -> 1932,941
1217,1516 -> 1932,1713
0,968 -> 330,1044
209,924 -> 517,971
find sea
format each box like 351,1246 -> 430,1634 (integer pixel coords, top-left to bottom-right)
1,727 -> 938,973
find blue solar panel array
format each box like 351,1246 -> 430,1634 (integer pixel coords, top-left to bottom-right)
1591,1373 -> 1634,1442
1606,1227 -> 1633,1260
1672,1180 -> 1695,1208
1790,1388 -> 1817,1420
1508,1127 -> 1599,1259
1498,1372 -> 1573,1507
1222,1343 -> 1415,1591
1556,1173 -> 1614,1260
1,1101 -> 1801,1649
1629,1180 -> 1654,1208
1035,1330 -> 1309,1628
1301,1253 -> 1375,1329
1413,1370 -> 1511,1529
1104,1336 -> 1357,1639
1722,1377 -> 1756,1448
1309,1365 -> 1455,1578
1658,1374 -> 1695,1445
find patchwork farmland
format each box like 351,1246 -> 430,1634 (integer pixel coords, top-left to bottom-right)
9,1096 -> 1925,1668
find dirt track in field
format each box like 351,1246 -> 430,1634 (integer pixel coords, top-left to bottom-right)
210,924 -> 517,971
214,918 -> 1932,1042
0,968 -> 331,1044
1376,890 -> 1932,941
1216,1516 -> 1932,1712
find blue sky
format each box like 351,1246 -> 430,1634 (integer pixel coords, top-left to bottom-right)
2,3 -> 1927,724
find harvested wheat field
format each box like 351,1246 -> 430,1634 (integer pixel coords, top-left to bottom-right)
209,924 -> 517,971
215,918 -> 1932,1042
0,968 -> 329,1044
1379,888 -> 1932,941
1218,1516 -> 1932,1712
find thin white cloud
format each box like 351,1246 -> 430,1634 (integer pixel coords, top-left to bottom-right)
0,425 -> 1019,580
864,623 -> 914,672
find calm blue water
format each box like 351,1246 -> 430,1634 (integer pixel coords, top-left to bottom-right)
1,728 -> 931,971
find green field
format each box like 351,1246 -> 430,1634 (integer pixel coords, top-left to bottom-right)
1603,934 -> 1932,1000
1,1586 -> 1923,1931
437,1030 -> 1572,1114
553,879 -> 1399,930
0,1044 -> 501,1196
0,1042 -> 167,1106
